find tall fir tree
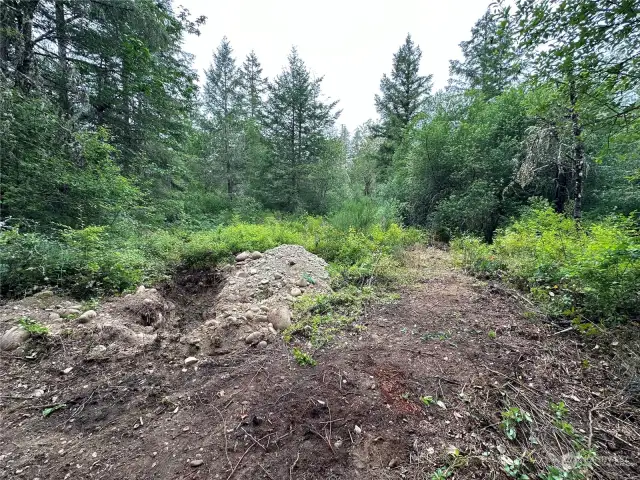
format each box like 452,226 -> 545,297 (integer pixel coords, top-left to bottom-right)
261,48 -> 339,211
202,37 -> 245,200
374,34 -> 432,174
241,51 -> 267,121
449,1 -> 521,98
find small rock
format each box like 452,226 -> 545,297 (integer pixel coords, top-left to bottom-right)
334,439 -> 343,449
77,310 -> 97,323
0,327 -> 30,351
236,252 -> 251,262
251,306 -> 261,313
290,288 -> 302,297
295,278 -> 309,287
255,314 -> 268,322
190,460 -> 203,467
136,285 -> 146,294
388,458 -> 399,468
267,306 -> 292,331
62,367 -> 73,375
49,312 -> 61,321
237,270 -> 249,278
274,273 -> 283,280
257,340 -> 268,349
250,251 -> 263,259
32,389 -> 45,398
288,259 -> 296,266
245,310 -> 255,320
184,357 -> 198,366
260,279 -> 269,285
245,331 -> 263,345
89,345 -> 107,357
250,268 -> 258,275
354,425 -> 362,435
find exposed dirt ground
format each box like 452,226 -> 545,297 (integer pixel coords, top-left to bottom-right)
1,247 -> 639,479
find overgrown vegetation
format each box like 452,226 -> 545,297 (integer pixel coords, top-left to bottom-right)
0,217 -> 419,298
453,205 -> 640,325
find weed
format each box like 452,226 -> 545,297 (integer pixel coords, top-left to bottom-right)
550,401 -> 568,419
554,420 -> 575,437
420,395 -> 434,406
421,330 -> 452,341
539,449 -> 595,480
500,407 -> 532,441
488,330 -> 497,339
18,317 -> 49,336
292,348 -> 316,367
285,286 -> 375,346
42,404 -> 66,417
501,456 -> 530,479
430,446 -> 466,479
430,468 -> 452,480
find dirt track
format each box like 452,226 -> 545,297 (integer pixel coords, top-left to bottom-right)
1,248 -> 638,479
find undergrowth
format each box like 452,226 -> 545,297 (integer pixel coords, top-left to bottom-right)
0,216 -> 421,298
452,205 -> 640,326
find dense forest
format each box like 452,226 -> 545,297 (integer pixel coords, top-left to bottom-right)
0,0 -> 638,323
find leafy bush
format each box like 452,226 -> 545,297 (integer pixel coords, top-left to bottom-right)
452,206 -> 640,324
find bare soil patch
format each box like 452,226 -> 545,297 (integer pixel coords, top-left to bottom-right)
0,247 -> 638,479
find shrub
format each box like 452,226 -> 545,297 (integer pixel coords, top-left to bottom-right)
453,206 -> 640,324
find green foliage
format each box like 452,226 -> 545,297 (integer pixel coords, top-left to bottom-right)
500,407 -> 532,441
292,348 -> 316,367
501,456 -> 530,479
18,317 -> 49,336
284,286 -> 374,347
42,404 -> 67,418
453,206 -> 640,324
329,197 -> 399,232
0,217 -> 419,299
420,395 -> 434,406
538,449 -> 596,480
550,401 -> 568,419
488,330 -> 497,339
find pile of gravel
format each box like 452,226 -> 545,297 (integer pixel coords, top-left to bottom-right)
184,245 -> 331,353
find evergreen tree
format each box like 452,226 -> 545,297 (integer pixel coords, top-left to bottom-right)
449,1 -> 520,98
374,34 -> 432,173
241,51 -> 267,121
261,48 -> 339,211
202,37 -> 245,200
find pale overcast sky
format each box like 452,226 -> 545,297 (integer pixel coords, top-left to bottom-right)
179,0 -> 492,131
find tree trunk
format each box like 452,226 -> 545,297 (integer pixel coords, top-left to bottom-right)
0,0 -> 12,75
15,0 -> 40,92
54,0 -> 71,117
568,78 -> 585,220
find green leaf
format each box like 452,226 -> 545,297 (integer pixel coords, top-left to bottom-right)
42,404 -> 67,417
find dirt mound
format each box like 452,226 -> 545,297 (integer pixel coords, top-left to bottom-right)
184,244 -> 331,354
